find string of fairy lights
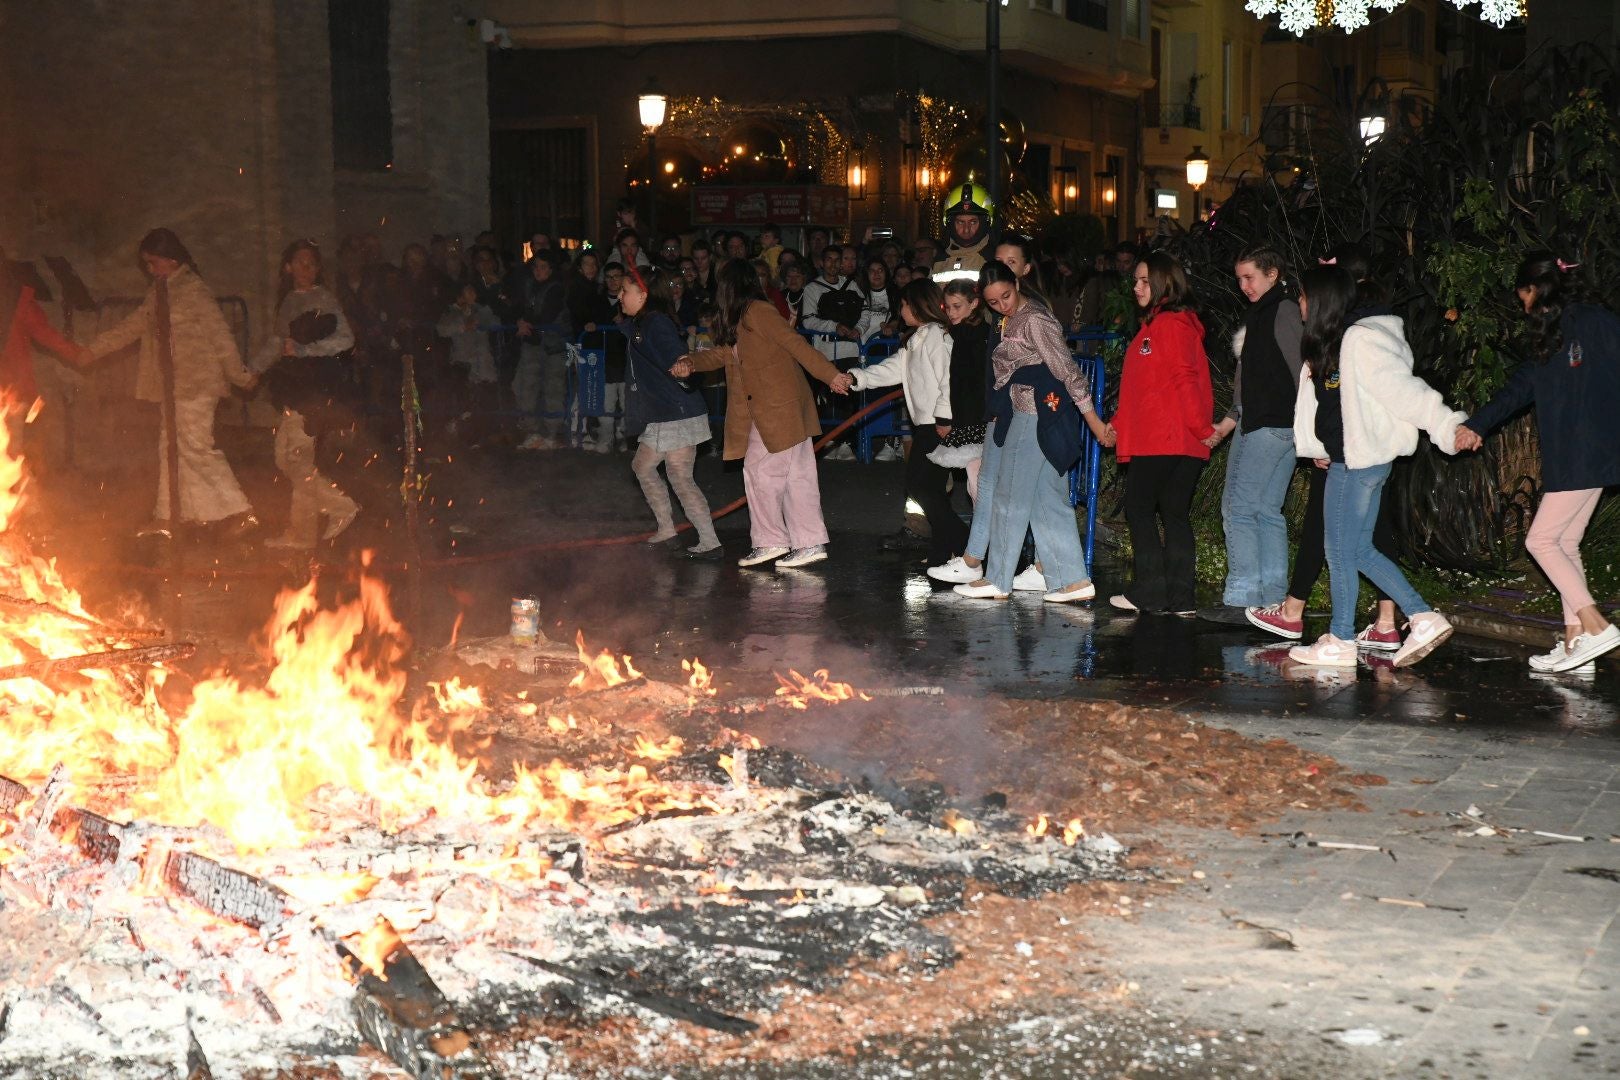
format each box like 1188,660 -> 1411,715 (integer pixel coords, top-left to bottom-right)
1244,0 -> 1526,35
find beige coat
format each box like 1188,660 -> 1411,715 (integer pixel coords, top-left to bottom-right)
687,301 -> 843,460
88,265 -> 254,403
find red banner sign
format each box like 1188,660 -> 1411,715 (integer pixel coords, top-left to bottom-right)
690,185 -> 849,226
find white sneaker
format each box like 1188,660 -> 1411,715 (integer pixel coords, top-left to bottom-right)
1108,594 -> 1139,613
1528,635 -> 1573,673
1393,611 -> 1454,668
874,442 -> 901,462
1549,624 -> 1620,672
777,545 -> 828,569
824,444 -> 856,462
953,579 -> 1009,599
738,545 -> 789,567
1011,565 -> 1047,592
1044,581 -> 1096,604
926,556 -> 981,584
1288,633 -> 1358,668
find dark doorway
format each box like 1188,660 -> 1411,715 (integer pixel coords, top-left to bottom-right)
490,126 -> 592,252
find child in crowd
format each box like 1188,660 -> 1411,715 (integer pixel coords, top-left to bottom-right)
1246,243 -> 1405,649
849,279 -> 964,567
928,278 -> 991,500
1107,253 -> 1215,616
758,224 -> 784,275
1200,246 -> 1304,623
621,268 -> 723,559
1456,252 -> 1620,673
437,284 -> 498,440
1288,266 -> 1466,668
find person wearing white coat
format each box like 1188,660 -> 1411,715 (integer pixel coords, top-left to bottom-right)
849,280 -> 966,565
1289,267 -> 1466,670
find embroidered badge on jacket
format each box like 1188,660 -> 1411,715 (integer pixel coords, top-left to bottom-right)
1044,391 -> 1061,412
1569,340 -> 1583,368
1138,337 -> 1152,355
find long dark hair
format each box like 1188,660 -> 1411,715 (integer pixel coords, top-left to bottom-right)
1321,240 -> 1388,309
711,258 -> 766,346
1299,266 -> 1357,387
1139,252 -> 1192,320
275,239 -> 323,305
898,278 -> 948,328
994,232 -> 1046,303
1516,251 -> 1582,363
139,228 -> 197,274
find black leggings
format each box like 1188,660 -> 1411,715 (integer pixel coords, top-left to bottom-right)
1123,455 -> 1204,611
1288,464 -> 1396,604
907,425 -> 969,564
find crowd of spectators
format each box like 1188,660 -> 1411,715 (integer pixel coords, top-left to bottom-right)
314,194 -> 1146,457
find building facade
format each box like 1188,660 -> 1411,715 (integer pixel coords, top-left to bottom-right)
485,0 -> 1154,250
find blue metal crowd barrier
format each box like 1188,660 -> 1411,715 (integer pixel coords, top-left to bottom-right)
1065,332 -> 1121,576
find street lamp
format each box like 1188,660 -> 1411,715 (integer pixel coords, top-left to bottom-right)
1359,115 -> 1387,146
1185,145 -> 1210,220
847,144 -> 868,201
1054,166 -> 1078,215
637,77 -> 667,240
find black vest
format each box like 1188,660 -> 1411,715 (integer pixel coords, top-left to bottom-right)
1238,286 -> 1295,433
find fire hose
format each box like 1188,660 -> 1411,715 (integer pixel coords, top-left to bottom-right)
83,389 -> 906,579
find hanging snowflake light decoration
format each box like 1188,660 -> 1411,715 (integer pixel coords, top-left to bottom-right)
1251,0 -> 1526,36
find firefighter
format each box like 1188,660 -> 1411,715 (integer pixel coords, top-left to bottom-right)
931,183 -> 994,284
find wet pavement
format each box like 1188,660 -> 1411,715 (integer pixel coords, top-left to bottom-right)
45,442 -> 1620,1078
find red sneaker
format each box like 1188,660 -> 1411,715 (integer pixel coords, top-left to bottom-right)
1355,623 -> 1402,652
1245,603 -> 1303,641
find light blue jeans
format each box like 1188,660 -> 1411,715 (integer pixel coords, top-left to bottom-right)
965,421 -> 1000,561
1324,462 -> 1430,641
1220,424 -> 1297,607
985,412 -> 1087,594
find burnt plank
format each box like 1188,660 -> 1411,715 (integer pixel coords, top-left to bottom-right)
506,951 -> 758,1035
338,921 -> 500,1080
0,773 -> 29,814
0,642 -> 196,684
163,850 -> 292,931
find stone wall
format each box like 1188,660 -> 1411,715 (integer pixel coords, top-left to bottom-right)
0,0 -> 489,334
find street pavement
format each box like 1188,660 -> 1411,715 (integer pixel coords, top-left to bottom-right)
66,442 -> 1620,1077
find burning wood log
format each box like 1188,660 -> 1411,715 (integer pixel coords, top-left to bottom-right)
0,773 -> 27,814
506,951 -> 759,1035
0,642 -> 195,684
0,593 -> 167,639
163,850 -> 294,932
338,919 -> 500,1080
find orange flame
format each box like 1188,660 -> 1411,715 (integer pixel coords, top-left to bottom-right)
1026,813 -> 1050,839
566,631 -> 642,692
345,918 -> 400,981
682,658 -> 716,697
1062,818 -> 1086,846
941,809 -> 977,837
772,668 -> 872,709
633,734 -> 684,761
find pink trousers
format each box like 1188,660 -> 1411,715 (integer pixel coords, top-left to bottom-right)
1525,488 -> 1601,624
743,426 -> 828,549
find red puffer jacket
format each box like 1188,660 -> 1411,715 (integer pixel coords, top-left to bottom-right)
1113,307 -> 1215,462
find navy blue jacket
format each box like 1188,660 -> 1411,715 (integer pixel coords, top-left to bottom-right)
990,364 -> 1083,473
625,313 -> 706,438
1466,303 -> 1620,492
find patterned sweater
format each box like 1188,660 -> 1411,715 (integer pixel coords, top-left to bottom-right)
991,301 -> 1094,415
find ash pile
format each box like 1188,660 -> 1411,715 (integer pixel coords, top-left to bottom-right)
0,642 -> 1135,1079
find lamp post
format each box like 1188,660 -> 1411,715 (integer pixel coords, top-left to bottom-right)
1185,145 -> 1209,221
986,0 -> 1003,222
637,77 -> 667,241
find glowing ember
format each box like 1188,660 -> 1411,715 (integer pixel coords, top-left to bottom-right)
773,668 -> 872,708
1027,813 -> 1050,839
566,631 -> 642,692
941,809 -> 977,837
1062,818 -> 1086,846
633,734 -> 685,761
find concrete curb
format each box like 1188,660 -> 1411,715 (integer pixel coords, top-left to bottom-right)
1450,608 -> 1620,667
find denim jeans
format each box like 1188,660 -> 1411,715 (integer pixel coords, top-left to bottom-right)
1220,424 -> 1297,606
1324,462 -> 1431,640
965,420 -> 1000,561
984,412 -> 1087,594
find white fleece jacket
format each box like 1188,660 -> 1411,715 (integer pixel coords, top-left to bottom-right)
849,321 -> 953,425
1293,314 -> 1465,468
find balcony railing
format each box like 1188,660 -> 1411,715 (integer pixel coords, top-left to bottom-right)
1148,102 -> 1203,130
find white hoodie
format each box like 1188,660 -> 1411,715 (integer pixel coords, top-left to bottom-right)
1293,314 -> 1465,468
849,321 -> 953,425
